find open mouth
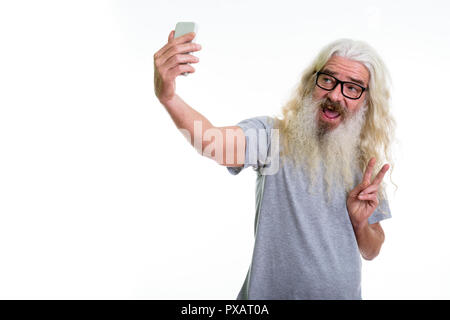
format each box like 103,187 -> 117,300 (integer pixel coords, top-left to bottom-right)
321,106 -> 341,120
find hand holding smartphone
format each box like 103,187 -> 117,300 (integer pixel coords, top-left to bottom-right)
174,22 -> 199,76
153,23 -> 201,103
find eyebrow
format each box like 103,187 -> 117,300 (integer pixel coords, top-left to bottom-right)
321,69 -> 366,87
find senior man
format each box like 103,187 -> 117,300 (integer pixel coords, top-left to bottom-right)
153,30 -> 396,300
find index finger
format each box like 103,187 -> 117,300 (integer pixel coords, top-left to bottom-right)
362,157 -> 376,186
170,31 -> 196,44
371,163 -> 390,186
155,31 -> 196,60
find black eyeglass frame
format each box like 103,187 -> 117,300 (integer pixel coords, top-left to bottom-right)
315,72 -> 367,100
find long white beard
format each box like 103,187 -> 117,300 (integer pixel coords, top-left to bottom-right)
285,94 -> 368,200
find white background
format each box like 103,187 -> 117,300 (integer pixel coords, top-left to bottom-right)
0,0 -> 449,299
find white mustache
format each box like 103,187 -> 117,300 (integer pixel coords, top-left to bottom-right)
319,98 -> 348,117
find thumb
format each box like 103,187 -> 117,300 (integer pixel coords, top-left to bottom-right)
349,181 -> 369,198
168,30 -> 174,42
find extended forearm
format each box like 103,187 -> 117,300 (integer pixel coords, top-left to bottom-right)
353,223 -> 385,260
160,94 -> 214,152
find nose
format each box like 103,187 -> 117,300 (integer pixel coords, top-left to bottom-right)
327,83 -> 345,104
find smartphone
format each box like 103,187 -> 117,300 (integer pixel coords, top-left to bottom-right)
174,22 -> 198,76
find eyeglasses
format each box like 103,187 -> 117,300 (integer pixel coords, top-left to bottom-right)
315,72 -> 367,100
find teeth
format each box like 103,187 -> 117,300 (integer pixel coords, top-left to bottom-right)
323,106 -> 339,113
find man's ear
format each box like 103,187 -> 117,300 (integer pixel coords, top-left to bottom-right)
362,95 -> 369,110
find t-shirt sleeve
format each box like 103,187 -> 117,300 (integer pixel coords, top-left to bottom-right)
226,116 -> 274,175
368,197 -> 392,224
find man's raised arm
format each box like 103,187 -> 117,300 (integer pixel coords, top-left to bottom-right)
153,30 -> 245,167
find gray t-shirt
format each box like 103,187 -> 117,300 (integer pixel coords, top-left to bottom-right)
226,116 -> 392,300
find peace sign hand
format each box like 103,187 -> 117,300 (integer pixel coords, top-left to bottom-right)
346,157 -> 390,231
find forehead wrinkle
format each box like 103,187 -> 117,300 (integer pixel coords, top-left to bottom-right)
322,57 -> 369,87
321,68 -> 365,87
